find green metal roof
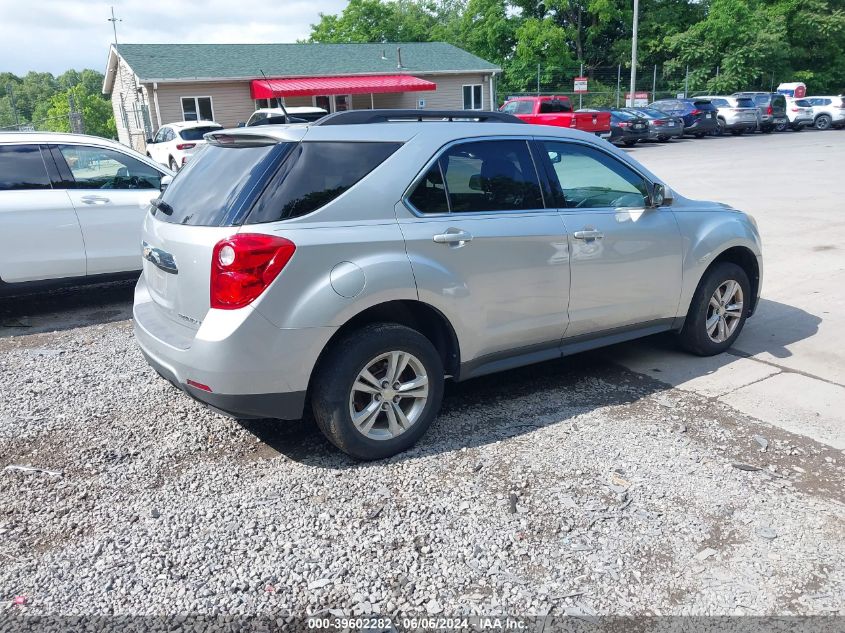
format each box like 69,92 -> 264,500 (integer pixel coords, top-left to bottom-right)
114,42 -> 500,81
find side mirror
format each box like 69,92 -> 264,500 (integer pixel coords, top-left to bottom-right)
236,121 -> 246,128
146,137 -> 154,144
652,183 -> 673,207
160,175 -> 173,193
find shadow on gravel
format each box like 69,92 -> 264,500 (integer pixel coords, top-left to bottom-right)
0,279 -> 136,338
238,299 -> 821,469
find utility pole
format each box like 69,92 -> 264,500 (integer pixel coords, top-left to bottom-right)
537,63 -> 541,95
684,65 -> 689,98
6,84 -> 20,129
108,6 -> 121,45
629,0 -> 639,107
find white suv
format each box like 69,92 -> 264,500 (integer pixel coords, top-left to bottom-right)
805,96 -> 845,130
0,132 -> 171,296
146,121 -> 223,171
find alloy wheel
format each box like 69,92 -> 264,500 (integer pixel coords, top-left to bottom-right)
705,280 -> 744,343
815,115 -> 832,130
348,351 -> 429,440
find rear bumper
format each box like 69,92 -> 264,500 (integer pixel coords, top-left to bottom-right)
133,275 -> 335,420
722,117 -> 758,129
684,118 -> 718,133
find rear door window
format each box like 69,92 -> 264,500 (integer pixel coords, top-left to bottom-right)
0,145 -> 51,190
246,142 -> 401,223
438,140 -> 543,213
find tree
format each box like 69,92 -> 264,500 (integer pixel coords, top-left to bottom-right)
44,83 -> 116,138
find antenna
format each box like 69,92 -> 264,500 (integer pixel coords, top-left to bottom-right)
259,69 -> 290,121
107,6 -> 122,45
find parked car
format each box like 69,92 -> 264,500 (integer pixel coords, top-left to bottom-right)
777,82 -> 807,98
146,121 -> 223,171
0,132 -> 172,297
582,108 -> 650,146
623,107 -> 684,141
804,96 -> 845,130
784,98 -> 815,131
133,109 -> 762,460
731,92 -> 788,133
648,99 -> 719,137
243,107 -> 328,127
500,96 -> 612,139
693,95 -> 759,135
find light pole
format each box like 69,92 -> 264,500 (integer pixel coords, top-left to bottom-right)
629,0 -> 639,106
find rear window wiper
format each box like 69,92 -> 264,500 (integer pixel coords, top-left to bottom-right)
151,198 -> 174,216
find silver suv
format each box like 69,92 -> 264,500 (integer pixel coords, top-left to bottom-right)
134,110 -> 763,460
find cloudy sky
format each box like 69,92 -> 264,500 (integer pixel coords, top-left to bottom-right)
0,0 -> 349,75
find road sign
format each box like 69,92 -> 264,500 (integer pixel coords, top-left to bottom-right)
625,91 -> 650,107
574,77 -> 588,93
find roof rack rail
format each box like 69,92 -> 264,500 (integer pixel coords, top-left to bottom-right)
312,109 -> 525,126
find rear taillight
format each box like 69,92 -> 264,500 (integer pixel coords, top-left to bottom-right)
690,109 -> 701,116
618,121 -> 629,128
210,234 -> 296,310
654,120 -> 666,126
766,105 -> 773,115
791,107 -> 799,112
176,143 -> 196,150
569,117 -> 577,128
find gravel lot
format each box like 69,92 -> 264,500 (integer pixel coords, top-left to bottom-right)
2,133 -> 844,623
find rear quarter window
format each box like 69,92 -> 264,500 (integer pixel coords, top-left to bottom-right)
0,145 -> 51,191
245,141 -> 401,224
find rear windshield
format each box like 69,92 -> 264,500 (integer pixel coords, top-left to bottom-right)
179,126 -> 222,141
709,98 -> 729,107
692,100 -> 716,110
246,141 -> 401,224
735,97 -> 756,108
503,100 -> 534,114
613,110 -> 638,120
154,142 -> 291,226
754,95 -> 770,105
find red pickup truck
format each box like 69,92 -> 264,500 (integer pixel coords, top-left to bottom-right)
500,96 -> 612,138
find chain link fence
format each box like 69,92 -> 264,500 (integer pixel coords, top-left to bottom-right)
503,64 -> 785,108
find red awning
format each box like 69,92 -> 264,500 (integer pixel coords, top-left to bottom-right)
250,75 -> 436,99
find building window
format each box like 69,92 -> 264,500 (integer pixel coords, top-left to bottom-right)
312,95 -> 351,113
463,84 -> 483,110
255,98 -> 283,110
181,96 -> 214,122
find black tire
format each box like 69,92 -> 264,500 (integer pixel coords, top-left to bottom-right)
761,124 -> 774,134
814,114 -> 832,130
623,139 -> 637,147
714,119 -> 726,136
678,262 -> 751,356
774,120 -> 788,132
790,123 -> 803,131
730,129 -> 742,136
312,323 -> 444,460
694,132 -> 705,138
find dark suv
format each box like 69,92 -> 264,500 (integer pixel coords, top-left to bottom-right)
732,92 -> 788,133
649,99 -> 719,137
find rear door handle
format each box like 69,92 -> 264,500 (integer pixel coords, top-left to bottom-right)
573,229 -> 604,240
433,229 -> 473,245
81,195 -> 110,205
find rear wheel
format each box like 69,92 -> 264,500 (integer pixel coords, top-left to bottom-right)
714,119 -> 726,136
730,129 -> 743,136
678,263 -> 750,356
312,323 -> 444,460
815,114 -> 832,130
694,132 -> 705,138
774,120 -> 789,132
790,123 -> 803,131
761,124 -> 774,134
623,139 -> 637,147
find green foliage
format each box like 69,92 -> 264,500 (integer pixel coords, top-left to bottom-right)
0,69 -> 114,137
309,0 -> 845,100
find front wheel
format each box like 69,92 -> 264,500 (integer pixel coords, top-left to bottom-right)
694,132 -> 705,139
623,139 -> 637,147
312,323 -> 444,460
678,263 -> 751,356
